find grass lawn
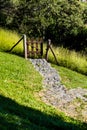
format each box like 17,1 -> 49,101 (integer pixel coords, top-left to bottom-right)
51,64 -> 87,89
0,51 -> 87,130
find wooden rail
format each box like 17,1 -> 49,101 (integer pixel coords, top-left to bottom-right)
9,36 -> 24,52
9,35 -> 57,62
9,35 -> 43,59
45,39 -> 58,64
9,34 -> 28,59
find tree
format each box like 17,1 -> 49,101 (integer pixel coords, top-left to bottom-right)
45,0 -> 85,48
12,0 -> 56,37
1,0 -> 86,51
0,0 -> 14,27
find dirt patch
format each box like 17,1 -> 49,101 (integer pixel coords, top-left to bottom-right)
39,90 -> 87,123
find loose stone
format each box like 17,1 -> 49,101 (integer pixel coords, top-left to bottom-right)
29,59 -> 87,108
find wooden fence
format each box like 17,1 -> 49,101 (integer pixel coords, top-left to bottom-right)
9,35 -> 43,59
9,34 -> 58,64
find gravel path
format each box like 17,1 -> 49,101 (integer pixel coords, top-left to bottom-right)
29,59 -> 87,121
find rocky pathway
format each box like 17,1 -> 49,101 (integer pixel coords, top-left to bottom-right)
29,59 -> 87,121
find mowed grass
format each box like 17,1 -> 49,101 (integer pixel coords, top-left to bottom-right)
1,51 -> 87,130
0,28 -> 87,129
52,64 -> 87,89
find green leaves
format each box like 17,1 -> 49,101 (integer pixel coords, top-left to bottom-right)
0,0 -> 87,51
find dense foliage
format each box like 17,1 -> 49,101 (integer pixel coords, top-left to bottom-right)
0,0 -> 87,52
0,0 -> 13,26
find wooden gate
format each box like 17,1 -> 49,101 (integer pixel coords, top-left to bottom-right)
26,38 -> 43,58
9,34 -> 58,64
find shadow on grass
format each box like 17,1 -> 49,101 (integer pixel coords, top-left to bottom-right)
0,95 -> 87,130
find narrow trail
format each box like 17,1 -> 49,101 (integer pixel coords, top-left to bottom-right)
29,59 -> 87,122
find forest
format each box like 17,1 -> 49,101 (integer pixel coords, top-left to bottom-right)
0,0 -> 87,52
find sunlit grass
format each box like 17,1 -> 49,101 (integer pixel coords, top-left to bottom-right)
0,28 -> 23,54
0,27 -> 87,75
0,51 -> 86,129
52,64 -> 87,89
43,45 -> 87,75
0,27 -> 87,129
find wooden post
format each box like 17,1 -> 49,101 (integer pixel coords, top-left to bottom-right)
45,39 -> 58,64
49,42 -> 58,65
45,39 -> 50,61
40,40 -> 43,57
23,34 -> 27,59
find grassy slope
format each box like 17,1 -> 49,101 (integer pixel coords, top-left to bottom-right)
0,28 -> 23,54
44,46 -> 87,75
0,27 -> 87,75
52,64 -> 87,89
0,51 -> 87,130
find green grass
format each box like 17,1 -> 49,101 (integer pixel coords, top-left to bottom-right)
0,51 -> 87,130
52,64 -> 87,89
0,27 -> 87,75
0,28 -> 87,129
43,45 -> 87,75
0,28 -> 23,54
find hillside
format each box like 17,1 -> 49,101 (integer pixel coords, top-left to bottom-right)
0,28 -> 87,76
0,0 -> 87,129
0,51 -> 87,130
